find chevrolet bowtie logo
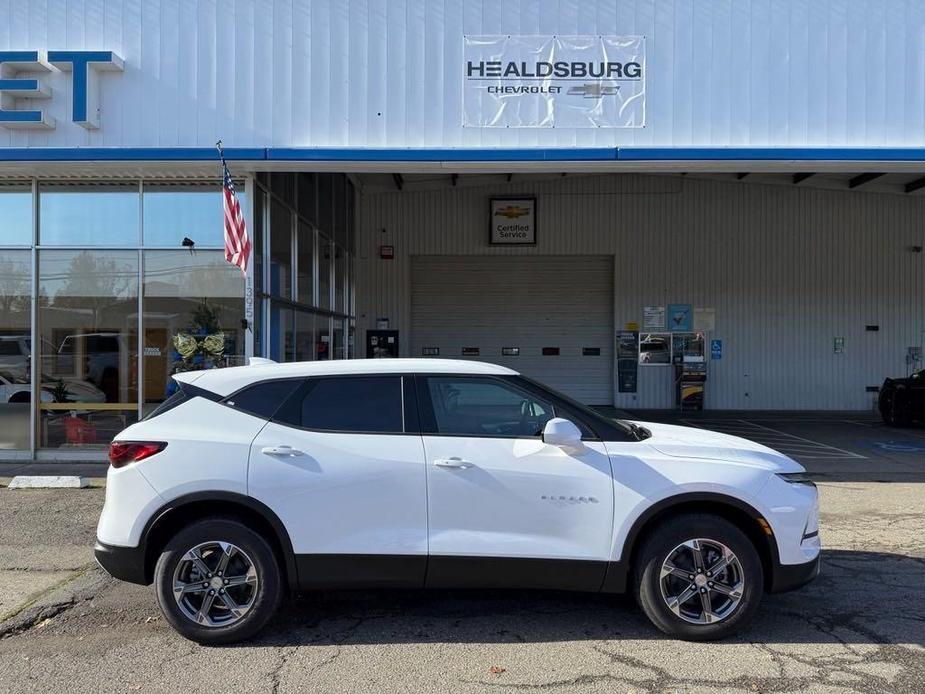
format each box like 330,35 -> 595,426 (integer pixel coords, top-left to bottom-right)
567,83 -> 620,98
495,205 -> 530,219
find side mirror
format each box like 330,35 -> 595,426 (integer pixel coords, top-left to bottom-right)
542,418 -> 585,454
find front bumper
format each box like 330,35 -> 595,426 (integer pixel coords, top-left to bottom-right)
94,540 -> 150,585
769,552 -> 820,593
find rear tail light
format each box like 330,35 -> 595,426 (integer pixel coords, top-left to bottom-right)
109,441 -> 167,468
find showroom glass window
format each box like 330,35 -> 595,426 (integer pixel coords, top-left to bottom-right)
40,183 -> 140,246
142,251 -> 246,416
253,172 -> 357,364
37,250 -> 139,449
143,183 -> 247,247
0,250 -> 32,450
0,184 -> 32,246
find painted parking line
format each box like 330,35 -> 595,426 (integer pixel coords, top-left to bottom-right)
680,418 -> 867,459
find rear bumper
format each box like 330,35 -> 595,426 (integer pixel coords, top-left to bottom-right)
94,540 -> 149,585
769,553 -> 820,593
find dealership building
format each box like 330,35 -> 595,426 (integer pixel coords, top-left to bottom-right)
1,0 -> 924,459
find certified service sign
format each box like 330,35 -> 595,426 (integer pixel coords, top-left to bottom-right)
463,35 -> 645,128
490,197 -> 536,245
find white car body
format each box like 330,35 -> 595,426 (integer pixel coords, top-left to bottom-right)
95,359 -> 820,640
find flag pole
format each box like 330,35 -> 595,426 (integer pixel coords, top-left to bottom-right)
216,139 -> 255,361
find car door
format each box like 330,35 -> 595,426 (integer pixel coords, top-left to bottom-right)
247,374 -> 428,589
418,374 -> 615,591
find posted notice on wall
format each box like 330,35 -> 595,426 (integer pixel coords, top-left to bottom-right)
463,35 -> 646,128
490,197 -> 536,244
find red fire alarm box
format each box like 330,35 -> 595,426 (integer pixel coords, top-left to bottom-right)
379,245 -> 394,260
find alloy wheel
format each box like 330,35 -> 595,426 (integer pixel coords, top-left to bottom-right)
172,541 -> 259,628
658,538 -> 745,625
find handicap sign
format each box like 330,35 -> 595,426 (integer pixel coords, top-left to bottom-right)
711,339 -> 722,360
869,440 -> 925,453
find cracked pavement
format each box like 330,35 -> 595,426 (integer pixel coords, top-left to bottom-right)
1,420 -> 924,693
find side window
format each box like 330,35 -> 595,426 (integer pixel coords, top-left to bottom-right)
226,379 -> 302,419
423,376 -> 554,437
299,376 -> 403,433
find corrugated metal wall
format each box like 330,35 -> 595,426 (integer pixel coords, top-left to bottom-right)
4,0 -> 925,148
357,174 -> 925,410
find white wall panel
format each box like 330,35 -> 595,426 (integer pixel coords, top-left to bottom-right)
357,174 -> 925,410
3,0 -> 925,149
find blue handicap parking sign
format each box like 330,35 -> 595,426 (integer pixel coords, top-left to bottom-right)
711,339 -> 722,360
869,440 -> 925,453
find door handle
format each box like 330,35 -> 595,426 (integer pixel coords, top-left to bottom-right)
434,457 -> 473,469
261,445 -> 303,457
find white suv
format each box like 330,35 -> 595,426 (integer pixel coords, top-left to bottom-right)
95,359 -> 820,644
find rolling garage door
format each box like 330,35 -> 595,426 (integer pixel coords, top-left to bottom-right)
410,256 -> 614,404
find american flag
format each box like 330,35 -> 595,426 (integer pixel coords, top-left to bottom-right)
221,154 -> 250,274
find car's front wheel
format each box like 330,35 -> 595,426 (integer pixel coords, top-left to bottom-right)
634,513 -> 764,641
154,518 -> 282,644
881,389 -> 911,427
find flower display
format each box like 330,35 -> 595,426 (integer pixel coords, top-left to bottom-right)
201,332 -> 226,355
170,300 -> 229,375
173,333 -> 199,358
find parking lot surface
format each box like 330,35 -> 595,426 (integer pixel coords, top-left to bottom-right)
1,414 -> 923,693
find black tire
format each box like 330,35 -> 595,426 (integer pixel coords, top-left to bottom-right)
634,513 -> 764,641
154,517 -> 282,645
882,390 -> 911,427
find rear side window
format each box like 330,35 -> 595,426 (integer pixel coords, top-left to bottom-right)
226,379 -> 302,419
297,376 -> 403,433
143,388 -> 189,421
144,381 -> 224,421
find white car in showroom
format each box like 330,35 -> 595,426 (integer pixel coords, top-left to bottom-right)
95,359 -> 820,644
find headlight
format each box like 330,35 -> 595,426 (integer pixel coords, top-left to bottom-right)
776,472 -> 817,487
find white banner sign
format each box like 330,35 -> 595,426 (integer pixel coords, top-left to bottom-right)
463,35 -> 645,128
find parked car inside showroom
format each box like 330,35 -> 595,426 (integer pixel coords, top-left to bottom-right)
0,369 -> 106,405
879,369 -> 925,426
95,358 -> 820,644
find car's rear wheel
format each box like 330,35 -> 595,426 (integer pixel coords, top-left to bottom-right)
634,513 -> 764,641
154,518 -> 282,644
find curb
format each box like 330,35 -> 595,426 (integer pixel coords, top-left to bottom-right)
0,567 -> 114,639
7,476 -> 90,489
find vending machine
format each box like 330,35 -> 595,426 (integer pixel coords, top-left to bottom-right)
366,330 -> 399,358
672,332 -> 707,411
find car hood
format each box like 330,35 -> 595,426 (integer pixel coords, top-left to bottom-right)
630,420 -> 805,473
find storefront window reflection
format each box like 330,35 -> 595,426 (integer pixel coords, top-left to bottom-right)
39,183 -> 140,246
268,303 -> 295,362
142,251 -> 246,416
297,221 -> 315,306
270,199 -> 293,298
0,251 -> 32,450
144,184 -> 243,248
295,311 -> 316,361
37,250 -> 139,449
0,185 -> 33,246
318,234 -> 332,310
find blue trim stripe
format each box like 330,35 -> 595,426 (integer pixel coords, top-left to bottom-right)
0,147 -> 265,162
3,146 -> 925,163
617,147 -> 925,161
268,147 -> 618,161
